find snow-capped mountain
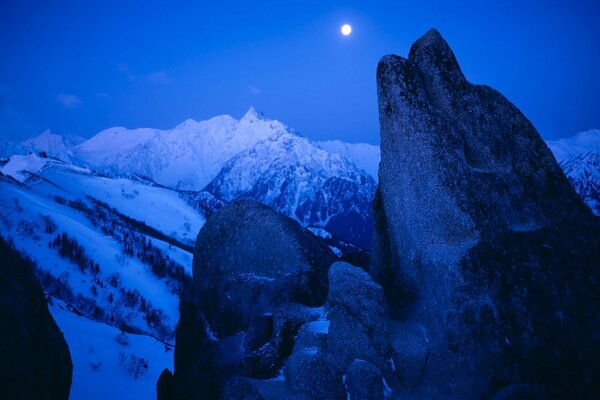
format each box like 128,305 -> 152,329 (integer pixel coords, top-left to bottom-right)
22,129 -> 84,154
74,108 -> 292,190
206,131 -> 376,248
69,108 -> 375,246
559,151 -> 600,215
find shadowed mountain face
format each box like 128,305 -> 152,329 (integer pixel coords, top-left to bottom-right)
0,237 -> 72,399
373,29 -> 600,398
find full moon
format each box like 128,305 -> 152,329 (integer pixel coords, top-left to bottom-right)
341,24 -> 352,36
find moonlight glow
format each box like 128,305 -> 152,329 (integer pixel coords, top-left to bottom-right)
341,24 -> 352,36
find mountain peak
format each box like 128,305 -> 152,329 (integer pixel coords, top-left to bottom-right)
408,28 -> 466,86
241,106 -> 265,122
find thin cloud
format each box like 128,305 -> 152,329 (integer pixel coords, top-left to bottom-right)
247,85 -> 261,95
56,93 -> 82,109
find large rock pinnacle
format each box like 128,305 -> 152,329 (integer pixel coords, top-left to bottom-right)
373,28 -> 600,398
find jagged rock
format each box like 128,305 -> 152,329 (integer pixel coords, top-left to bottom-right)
284,349 -> 345,400
193,200 -> 335,337
327,262 -> 389,373
345,360 -> 384,400
0,236 -> 72,399
372,28 -> 600,398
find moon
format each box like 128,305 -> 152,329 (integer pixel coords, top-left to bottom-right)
341,24 -> 352,36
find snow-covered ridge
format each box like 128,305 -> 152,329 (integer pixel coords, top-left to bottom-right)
74,108 -> 294,190
546,129 -> 600,162
317,140 -> 380,180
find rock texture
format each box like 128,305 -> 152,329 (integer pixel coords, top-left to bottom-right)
345,360 -> 384,400
193,200 -> 335,337
372,28 -> 600,398
0,236 -> 72,399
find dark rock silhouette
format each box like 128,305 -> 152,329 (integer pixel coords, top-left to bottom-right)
373,28 -> 600,398
0,236 -> 72,399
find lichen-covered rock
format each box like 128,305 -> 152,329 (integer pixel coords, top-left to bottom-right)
345,360 -> 384,400
193,200 -> 335,337
0,236 -> 72,399
284,349 -> 345,400
327,262 -> 388,372
373,28 -> 600,398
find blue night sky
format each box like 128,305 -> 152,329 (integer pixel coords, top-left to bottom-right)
0,0 -> 598,144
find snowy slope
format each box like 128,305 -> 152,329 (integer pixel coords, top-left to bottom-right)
49,298 -> 172,400
317,139 -> 380,180
75,108 -> 291,190
206,131 -> 376,248
559,151 -> 600,215
546,129 -> 600,162
1,154 -> 204,245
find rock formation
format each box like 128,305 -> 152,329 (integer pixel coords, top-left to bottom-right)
0,236 -> 72,399
372,28 -> 600,398
164,200 -> 336,398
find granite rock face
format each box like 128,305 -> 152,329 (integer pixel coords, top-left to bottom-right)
373,29 -> 600,398
0,236 -> 72,399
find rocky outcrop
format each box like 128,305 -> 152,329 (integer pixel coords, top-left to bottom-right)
372,28 -> 600,398
0,236 -> 72,399
283,262 -> 391,400
163,200 -> 336,399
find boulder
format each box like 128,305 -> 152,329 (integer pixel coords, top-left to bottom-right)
193,200 -> 335,337
345,360 -> 384,400
373,28 -> 600,398
0,236 -> 72,399
327,262 -> 389,372
284,349 -> 345,400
